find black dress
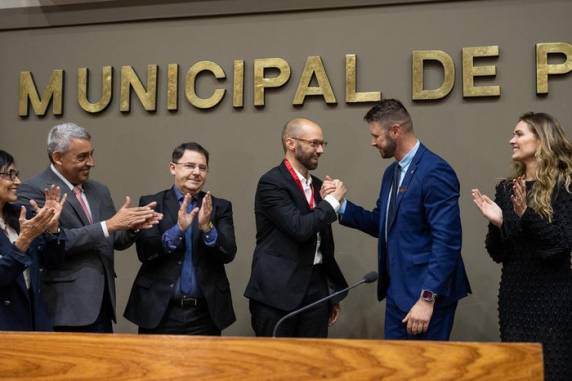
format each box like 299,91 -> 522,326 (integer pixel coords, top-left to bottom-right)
486,181 -> 572,381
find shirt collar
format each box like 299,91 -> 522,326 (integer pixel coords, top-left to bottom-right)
50,164 -> 75,191
292,166 -> 312,187
398,139 -> 420,169
172,186 -> 200,203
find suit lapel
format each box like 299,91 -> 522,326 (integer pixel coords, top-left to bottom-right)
45,168 -> 90,226
163,188 -> 180,229
387,144 -> 426,232
279,162 -> 312,211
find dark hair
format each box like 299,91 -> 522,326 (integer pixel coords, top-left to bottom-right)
0,149 -> 15,172
171,142 -> 210,165
0,150 -> 19,229
364,99 -> 413,131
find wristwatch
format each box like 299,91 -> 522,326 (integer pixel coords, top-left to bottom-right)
202,221 -> 215,233
421,289 -> 437,303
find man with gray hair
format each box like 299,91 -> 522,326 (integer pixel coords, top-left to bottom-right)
18,122 -> 161,333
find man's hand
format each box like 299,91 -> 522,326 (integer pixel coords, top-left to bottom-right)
331,179 -> 347,202
402,298 -> 434,336
328,303 -> 341,326
106,196 -> 158,233
177,193 -> 199,232
320,175 -> 337,198
198,191 -> 213,232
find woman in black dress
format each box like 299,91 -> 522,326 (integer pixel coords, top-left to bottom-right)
472,112 -> 572,381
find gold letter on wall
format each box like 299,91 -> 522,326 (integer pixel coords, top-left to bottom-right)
19,70 -> 63,116
293,56 -> 336,105
411,50 -> 455,100
253,58 -> 291,107
233,60 -> 245,108
345,54 -> 381,103
536,42 -> 572,94
78,66 -> 112,113
120,64 -> 157,112
167,64 -> 179,111
462,46 -> 501,97
185,61 -> 226,109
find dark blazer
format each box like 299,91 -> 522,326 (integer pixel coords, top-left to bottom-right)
340,144 -> 471,312
0,203 -> 66,331
244,162 -> 348,311
18,167 -> 135,326
124,189 -> 237,331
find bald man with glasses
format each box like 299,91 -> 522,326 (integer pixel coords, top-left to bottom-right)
245,118 -> 348,337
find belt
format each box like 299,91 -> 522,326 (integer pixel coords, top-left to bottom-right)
171,296 -> 205,308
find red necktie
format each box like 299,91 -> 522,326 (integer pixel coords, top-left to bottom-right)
73,185 -> 93,224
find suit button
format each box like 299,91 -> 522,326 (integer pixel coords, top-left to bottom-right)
0,254 -> 3,259
3,300 -> 11,306
37,246 -> 43,250
169,283 -> 174,288
39,268 -> 44,272
177,261 -> 182,265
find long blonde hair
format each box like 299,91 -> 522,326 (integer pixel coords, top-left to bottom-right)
509,112 -> 572,222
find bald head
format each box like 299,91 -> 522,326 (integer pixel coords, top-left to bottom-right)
281,118 -> 321,152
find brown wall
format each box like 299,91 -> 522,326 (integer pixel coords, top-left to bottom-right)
1,0 -> 570,339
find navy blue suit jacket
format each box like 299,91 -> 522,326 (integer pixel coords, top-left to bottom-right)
0,204 -> 66,331
340,144 -> 471,312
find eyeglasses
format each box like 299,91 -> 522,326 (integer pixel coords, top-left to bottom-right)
0,169 -> 19,181
291,137 -> 328,149
172,162 -> 208,173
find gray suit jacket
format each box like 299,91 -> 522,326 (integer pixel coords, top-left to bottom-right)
18,167 -> 135,326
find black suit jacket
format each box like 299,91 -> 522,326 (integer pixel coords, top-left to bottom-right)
124,189 -> 237,330
244,162 -> 348,311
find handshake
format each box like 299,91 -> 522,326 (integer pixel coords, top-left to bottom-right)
320,175 -> 347,202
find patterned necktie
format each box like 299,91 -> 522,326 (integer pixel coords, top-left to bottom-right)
73,185 -> 93,224
387,163 -> 401,229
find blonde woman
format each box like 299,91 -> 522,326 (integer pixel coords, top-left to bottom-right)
472,112 -> 572,381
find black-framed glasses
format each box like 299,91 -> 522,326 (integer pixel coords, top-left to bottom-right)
172,162 -> 208,173
291,137 -> 328,149
0,169 -> 19,181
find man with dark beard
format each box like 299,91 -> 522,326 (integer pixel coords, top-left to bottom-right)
244,118 -> 348,337
332,99 -> 471,340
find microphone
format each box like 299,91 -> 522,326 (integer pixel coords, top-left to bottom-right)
272,271 -> 378,337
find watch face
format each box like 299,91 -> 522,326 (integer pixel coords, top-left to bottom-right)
422,290 -> 435,301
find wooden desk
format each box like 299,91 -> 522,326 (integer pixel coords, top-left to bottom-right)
0,333 -> 543,380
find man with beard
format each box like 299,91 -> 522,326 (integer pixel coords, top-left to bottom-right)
331,99 -> 471,340
18,122 -> 160,333
245,118 -> 348,337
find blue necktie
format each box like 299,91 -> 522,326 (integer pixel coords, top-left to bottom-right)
179,200 -> 199,296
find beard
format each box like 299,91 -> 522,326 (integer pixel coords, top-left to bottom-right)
295,148 -> 320,171
379,134 -> 397,159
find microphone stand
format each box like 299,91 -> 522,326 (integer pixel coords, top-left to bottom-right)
272,276 -> 373,337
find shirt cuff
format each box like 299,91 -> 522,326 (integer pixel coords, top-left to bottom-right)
338,199 -> 347,215
203,226 -> 218,247
162,224 -> 184,252
100,221 -> 109,238
324,195 -> 341,213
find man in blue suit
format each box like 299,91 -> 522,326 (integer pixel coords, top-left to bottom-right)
333,99 -> 471,340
